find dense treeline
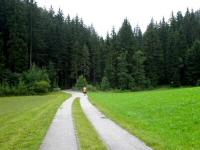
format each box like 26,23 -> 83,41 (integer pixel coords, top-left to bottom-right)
0,0 -> 200,90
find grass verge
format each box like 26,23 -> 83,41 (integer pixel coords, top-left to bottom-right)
72,98 -> 107,150
0,92 -> 70,150
89,87 -> 200,150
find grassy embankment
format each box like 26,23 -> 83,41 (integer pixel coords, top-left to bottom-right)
0,92 -> 70,150
72,98 -> 107,150
89,87 -> 200,150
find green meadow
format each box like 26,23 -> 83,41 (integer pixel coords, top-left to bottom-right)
0,92 -> 69,150
89,87 -> 200,150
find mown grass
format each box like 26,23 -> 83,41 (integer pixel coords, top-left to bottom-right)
72,98 -> 107,150
0,92 -> 70,150
89,87 -> 200,150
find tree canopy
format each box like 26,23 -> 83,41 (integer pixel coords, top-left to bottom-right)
1,0 -> 200,90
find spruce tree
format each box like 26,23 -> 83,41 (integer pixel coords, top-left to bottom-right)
143,20 -> 164,86
116,52 -> 131,89
186,40 -> 200,85
132,50 -> 147,88
101,76 -> 110,91
80,44 -> 90,79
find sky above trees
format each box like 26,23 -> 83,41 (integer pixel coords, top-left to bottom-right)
37,0 -> 200,37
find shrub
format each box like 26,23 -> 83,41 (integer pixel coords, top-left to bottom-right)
0,65 -> 51,96
75,75 -> 87,90
127,75 -> 135,90
196,79 -> 200,86
170,80 -> 180,87
13,82 -> 29,96
0,82 -> 29,96
20,64 -> 50,90
33,80 -> 50,94
87,84 -> 97,91
53,87 -> 61,92
101,76 -> 110,91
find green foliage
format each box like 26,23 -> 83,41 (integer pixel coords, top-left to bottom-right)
127,75 -> 135,90
0,82 -> 28,96
100,76 -> 110,91
33,80 -> 50,94
116,52 -> 130,90
186,40 -> 200,85
0,65 -> 50,96
196,79 -> 200,86
47,62 -> 58,88
132,50 -> 147,89
81,44 -> 90,78
75,75 -> 87,90
20,64 -> 50,90
143,20 -> 164,86
0,0 -> 200,91
53,87 -> 61,92
87,84 -> 97,92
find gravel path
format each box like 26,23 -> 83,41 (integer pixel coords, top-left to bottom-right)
40,90 -> 152,150
80,93 -> 152,150
40,92 -> 78,150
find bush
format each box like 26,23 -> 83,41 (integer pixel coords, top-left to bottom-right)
53,87 -> 61,92
170,80 -> 180,87
196,79 -> 200,86
101,76 -> 110,91
127,75 -> 135,90
20,64 -> 50,90
75,75 -> 87,90
87,84 -> 97,91
0,65 -> 51,96
33,80 -> 50,94
0,82 -> 29,96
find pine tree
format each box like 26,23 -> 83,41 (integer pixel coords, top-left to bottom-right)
117,19 -> 135,72
116,52 -> 132,89
132,50 -> 147,88
143,19 -> 164,86
75,75 -> 87,90
186,40 -> 200,85
80,44 -> 90,79
158,17 -> 169,84
7,0 -> 29,73
71,41 -> 80,80
101,76 -> 110,91
0,32 -> 5,83
47,62 -> 58,88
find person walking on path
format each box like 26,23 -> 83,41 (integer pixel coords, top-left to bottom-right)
82,86 -> 87,95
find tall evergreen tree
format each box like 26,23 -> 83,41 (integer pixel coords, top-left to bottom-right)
117,52 -> 129,90
7,0 -> 28,73
80,44 -> 90,79
143,20 -> 164,86
186,40 -> 200,85
132,50 -> 147,88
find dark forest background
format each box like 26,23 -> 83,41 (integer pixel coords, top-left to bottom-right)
1,0 -> 200,90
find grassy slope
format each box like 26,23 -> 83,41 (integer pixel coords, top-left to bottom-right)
89,87 -> 200,150
0,92 -> 70,150
72,98 -> 107,150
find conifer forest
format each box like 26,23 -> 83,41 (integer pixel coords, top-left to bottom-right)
1,0 -> 200,90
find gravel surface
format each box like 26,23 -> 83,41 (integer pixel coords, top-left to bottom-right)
80,93 -> 152,150
40,90 -> 152,150
40,92 -> 78,150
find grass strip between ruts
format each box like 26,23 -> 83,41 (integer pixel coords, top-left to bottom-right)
72,98 -> 107,150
